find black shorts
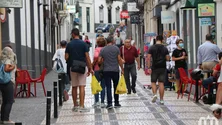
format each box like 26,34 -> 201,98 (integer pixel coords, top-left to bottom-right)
151,68 -> 166,83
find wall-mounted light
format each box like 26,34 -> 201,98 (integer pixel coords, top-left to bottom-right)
99,4 -> 104,9
116,6 -> 120,10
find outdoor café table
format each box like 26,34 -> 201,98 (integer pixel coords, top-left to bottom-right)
16,70 -> 35,97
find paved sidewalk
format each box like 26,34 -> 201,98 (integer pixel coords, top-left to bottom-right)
41,70 -> 222,125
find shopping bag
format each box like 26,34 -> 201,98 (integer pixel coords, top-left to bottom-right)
91,75 -> 102,95
115,75 -> 127,94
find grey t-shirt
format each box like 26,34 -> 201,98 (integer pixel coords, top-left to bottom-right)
99,45 -> 120,72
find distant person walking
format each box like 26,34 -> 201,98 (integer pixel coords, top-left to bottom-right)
84,35 -> 91,50
65,28 -> 93,112
120,39 -> 140,94
52,40 -> 70,101
198,34 -> 221,70
0,47 -> 17,124
114,31 -> 123,48
98,36 -> 124,109
147,35 -> 170,105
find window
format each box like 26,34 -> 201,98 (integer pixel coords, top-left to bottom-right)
86,7 -> 90,32
99,5 -> 104,23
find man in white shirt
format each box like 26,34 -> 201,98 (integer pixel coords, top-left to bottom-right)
52,40 -> 70,101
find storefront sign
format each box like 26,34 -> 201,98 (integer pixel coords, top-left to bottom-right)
127,2 -> 139,12
130,14 -> 140,24
200,18 -> 212,26
120,10 -> 129,19
67,5 -> 76,13
198,3 -> 215,17
0,0 -> 23,8
161,11 -> 176,24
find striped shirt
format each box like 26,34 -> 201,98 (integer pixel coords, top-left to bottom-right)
197,41 -> 221,65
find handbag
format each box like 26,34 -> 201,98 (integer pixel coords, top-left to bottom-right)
0,64 -> 11,84
71,60 -> 86,74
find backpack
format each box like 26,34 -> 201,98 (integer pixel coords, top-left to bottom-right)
52,50 -> 65,74
0,64 -> 11,84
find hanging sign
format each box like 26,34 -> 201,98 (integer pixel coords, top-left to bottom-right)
120,10 -> 129,19
198,3 -> 215,17
0,0 -> 23,8
161,11 -> 176,24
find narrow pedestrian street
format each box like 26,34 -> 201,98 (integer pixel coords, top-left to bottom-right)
40,70 -> 221,125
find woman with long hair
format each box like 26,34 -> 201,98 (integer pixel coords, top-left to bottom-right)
0,47 -> 17,123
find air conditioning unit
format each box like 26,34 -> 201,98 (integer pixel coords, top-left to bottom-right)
43,0 -> 49,6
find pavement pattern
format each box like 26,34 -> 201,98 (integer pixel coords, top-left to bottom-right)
40,70 -> 222,125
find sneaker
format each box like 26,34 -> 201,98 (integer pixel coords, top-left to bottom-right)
132,88 -> 136,93
101,103 -> 106,108
106,105 -> 113,109
127,92 -> 131,95
114,103 -> 121,108
72,106 -> 78,112
92,102 -> 100,107
79,107 -> 90,112
160,100 -> 164,105
63,90 -> 69,101
3,120 -> 15,124
152,95 -> 157,103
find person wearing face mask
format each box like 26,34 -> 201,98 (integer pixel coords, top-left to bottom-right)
172,39 -> 188,93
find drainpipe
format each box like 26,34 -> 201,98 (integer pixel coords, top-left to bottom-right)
38,0 -> 42,72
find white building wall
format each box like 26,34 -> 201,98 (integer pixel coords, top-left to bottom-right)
80,0 -> 94,33
216,1 -> 222,48
26,0 -> 31,48
94,0 -> 122,24
34,0 -> 39,49
8,9 -> 15,44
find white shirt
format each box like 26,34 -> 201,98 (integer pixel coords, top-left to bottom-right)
52,48 -> 67,73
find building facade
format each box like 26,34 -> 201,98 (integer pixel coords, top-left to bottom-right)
0,0 -> 56,77
94,0 -> 123,30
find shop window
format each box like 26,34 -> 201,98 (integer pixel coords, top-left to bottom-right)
86,7 -> 90,32
79,7 -> 82,32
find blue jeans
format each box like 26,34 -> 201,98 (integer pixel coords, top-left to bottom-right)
202,76 -> 216,93
103,71 -> 120,106
94,71 -> 106,103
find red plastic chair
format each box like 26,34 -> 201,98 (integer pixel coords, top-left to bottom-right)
31,68 -> 47,97
14,70 -> 32,98
177,68 -> 193,100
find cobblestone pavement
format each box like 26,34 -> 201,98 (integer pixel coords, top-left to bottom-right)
40,70 -> 222,125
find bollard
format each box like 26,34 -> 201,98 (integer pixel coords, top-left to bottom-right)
54,81 -> 58,118
46,91 -> 51,125
58,75 -> 63,106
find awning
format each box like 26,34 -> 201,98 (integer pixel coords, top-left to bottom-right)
181,0 -> 214,9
